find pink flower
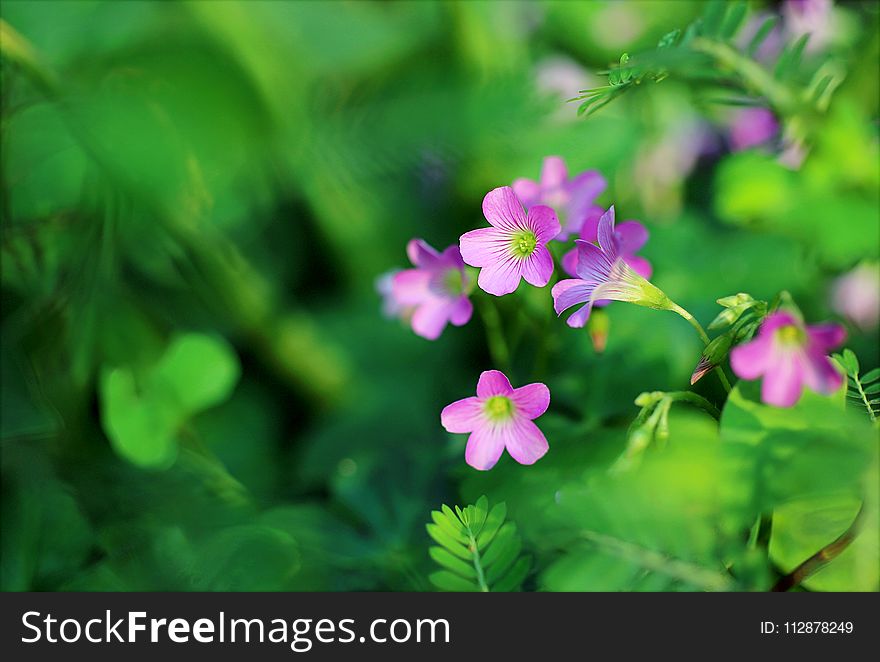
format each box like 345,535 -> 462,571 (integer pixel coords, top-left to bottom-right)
512,156 -> 606,240
552,206 -> 669,328
460,187 -> 560,296
391,240 -> 473,340
441,370 -> 550,471
560,207 -> 652,282
831,263 -> 880,331
730,311 -> 846,407
729,108 -> 779,152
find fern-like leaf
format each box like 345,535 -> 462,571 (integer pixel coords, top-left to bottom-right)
573,0 -> 842,120
833,349 -> 879,422
426,495 -> 530,592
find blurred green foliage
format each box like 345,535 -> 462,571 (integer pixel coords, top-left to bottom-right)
1,1 -> 878,591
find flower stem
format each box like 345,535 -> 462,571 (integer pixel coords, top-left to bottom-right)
467,533 -> 489,592
478,298 -> 511,373
669,303 -> 732,393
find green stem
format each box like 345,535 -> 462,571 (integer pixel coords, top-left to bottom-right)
690,37 -> 799,117
669,391 -> 721,420
669,303 -> 732,393
478,298 -> 511,374
852,375 -> 877,423
467,533 -> 489,592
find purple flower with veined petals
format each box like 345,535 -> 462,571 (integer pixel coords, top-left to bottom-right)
441,370 -> 550,471
730,311 -> 846,407
391,239 -> 473,340
512,156 -> 606,240
460,187 -> 560,296
561,208 -> 653,283
552,206 -> 669,328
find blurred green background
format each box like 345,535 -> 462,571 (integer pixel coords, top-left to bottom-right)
1,0 -> 878,591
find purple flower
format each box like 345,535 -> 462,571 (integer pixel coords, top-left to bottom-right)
376,269 -> 411,319
460,187 -> 560,296
441,370 -> 550,471
391,240 -> 473,340
730,311 -> 846,407
560,208 -> 652,282
831,263 -> 880,331
512,156 -> 606,240
552,206 -> 669,328
729,108 -> 779,152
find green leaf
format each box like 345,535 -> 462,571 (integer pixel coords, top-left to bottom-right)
770,496 -> 878,591
429,571 -> 477,592
863,383 -> 880,395
861,368 -> 880,383
491,556 -> 530,593
425,524 -> 471,561
485,533 -> 522,585
476,502 -> 507,550
747,16 -> 779,57
431,511 -> 468,544
842,349 -> 860,375
700,0 -> 726,37
429,547 -> 476,579
480,522 -> 517,569
720,2 -> 747,40
470,495 -> 489,536
151,334 -> 240,413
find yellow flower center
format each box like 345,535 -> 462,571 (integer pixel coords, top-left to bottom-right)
776,324 -> 806,346
484,395 -> 515,421
510,230 -> 538,259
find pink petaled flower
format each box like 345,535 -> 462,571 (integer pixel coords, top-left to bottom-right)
460,187 -> 560,296
390,240 -> 473,340
831,263 -> 880,331
730,311 -> 846,407
560,207 -> 652,283
552,206 -> 669,328
512,156 -> 606,240
729,108 -> 779,152
441,370 -> 550,471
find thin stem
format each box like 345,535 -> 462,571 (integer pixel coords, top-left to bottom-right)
467,533 -> 489,592
477,298 -> 511,374
771,504 -> 865,592
669,303 -> 732,393
852,375 -> 877,423
669,391 -> 721,420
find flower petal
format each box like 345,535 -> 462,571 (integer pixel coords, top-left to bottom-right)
730,334 -> 775,380
526,205 -> 562,244
439,245 -> 466,269
807,323 -> 846,351
552,278 -> 594,315
482,186 -> 526,231
449,296 -> 473,326
759,311 -> 800,335
476,257 -> 523,296
411,299 -> 454,340
540,156 -> 568,190
567,170 -> 606,203
615,221 -> 649,255
465,426 -> 506,471
477,370 -> 514,398
504,418 -> 549,465
511,383 -> 550,418
575,239 -> 614,282
624,254 -> 653,280
459,227 -> 510,268
441,396 -> 484,433
802,348 -> 844,395
407,239 -> 440,269
560,247 -> 578,278
761,350 -> 805,407
392,269 -> 432,306
512,178 -> 541,208
520,246 -> 554,287
574,205 -> 604,243
596,206 -> 618,257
